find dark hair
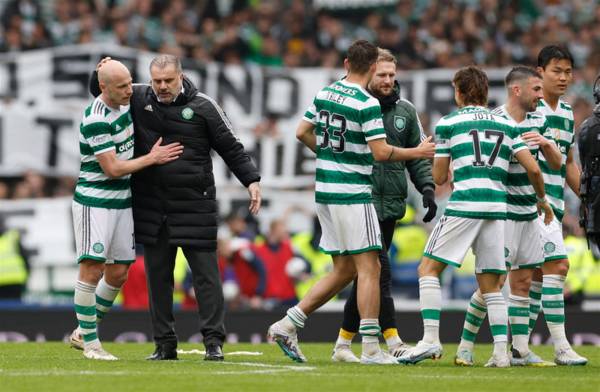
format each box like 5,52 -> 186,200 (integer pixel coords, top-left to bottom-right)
505,66 -> 542,87
537,45 -> 574,69
452,65 -> 488,106
346,40 -> 378,74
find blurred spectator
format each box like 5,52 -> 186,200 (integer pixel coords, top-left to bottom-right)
252,113 -> 280,139
52,176 -> 76,197
0,181 -> 9,199
12,170 -> 47,199
0,215 -> 31,301
216,237 -> 266,309
225,208 -> 259,241
290,214 -> 332,300
254,219 -> 303,307
388,207 -> 429,297
121,245 -> 149,309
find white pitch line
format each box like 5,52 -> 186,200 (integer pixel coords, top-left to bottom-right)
176,349 -> 263,356
0,362 -> 315,377
213,369 -> 297,375
218,361 -> 315,371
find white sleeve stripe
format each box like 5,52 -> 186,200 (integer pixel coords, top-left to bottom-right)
93,146 -> 115,155
365,134 -> 386,141
416,115 -> 426,141
196,92 -> 233,131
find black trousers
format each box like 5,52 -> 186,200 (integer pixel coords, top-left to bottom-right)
341,218 -> 397,333
143,224 -> 225,347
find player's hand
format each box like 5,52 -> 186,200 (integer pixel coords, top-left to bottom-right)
247,182 -> 261,215
422,188 -> 438,222
418,136 -> 435,158
416,138 -> 435,158
537,199 -> 554,225
96,57 -> 112,71
521,131 -> 549,147
150,137 -> 184,164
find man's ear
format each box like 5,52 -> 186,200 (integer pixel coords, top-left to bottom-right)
512,84 -> 520,97
536,66 -> 544,76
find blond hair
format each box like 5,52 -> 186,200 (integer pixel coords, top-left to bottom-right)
377,48 -> 397,64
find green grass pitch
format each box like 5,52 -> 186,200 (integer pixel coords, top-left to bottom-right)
0,343 -> 598,391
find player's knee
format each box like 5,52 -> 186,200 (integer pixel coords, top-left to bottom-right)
510,276 -> 531,297
544,259 -> 569,276
359,261 -> 380,280
79,262 -> 103,284
105,267 -> 129,287
418,258 -> 442,277
555,261 -> 569,276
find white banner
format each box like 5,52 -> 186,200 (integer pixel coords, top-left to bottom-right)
0,44 -> 510,186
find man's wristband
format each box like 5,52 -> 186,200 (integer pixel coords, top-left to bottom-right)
536,195 -> 547,203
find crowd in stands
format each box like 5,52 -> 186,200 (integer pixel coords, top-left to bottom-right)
2,1 -> 598,115
1,1 -> 599,71
0,171 -> 75,200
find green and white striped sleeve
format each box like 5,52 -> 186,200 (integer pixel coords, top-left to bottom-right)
510,126 -> 528,154
81,120 -> 114,155
361,102 -> 386,141
434,120 -> 451,157
302,100 -> 317,125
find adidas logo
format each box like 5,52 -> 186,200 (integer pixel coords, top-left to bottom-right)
144,105 -> 153,112
115,125 -> 121,131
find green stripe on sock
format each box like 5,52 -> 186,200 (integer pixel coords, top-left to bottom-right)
96,310 -> 106,319
465,313 -> 483,327
461,329 -> 476,342
286,314 -> 303,328
359,325 -> 381,329
542,300 -> 564,309
78,321 -> 96,330
510,324 -> 529,335
544,314 -> 565,323
96,295 -> 114,307
529,318 -> 537,329
490,325 -> 508,336
422,309 -> 440,320
542,287 -> 562,295
75,304 -> 96,316
529,291 -> 542,300
469,301 -> 487,313
82,332 -> 98,342
508,307 -> 529,317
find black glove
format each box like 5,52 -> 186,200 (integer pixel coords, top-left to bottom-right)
422,188 -> 437,222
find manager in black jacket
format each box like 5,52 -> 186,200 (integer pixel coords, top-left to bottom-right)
93,55 -> 261,361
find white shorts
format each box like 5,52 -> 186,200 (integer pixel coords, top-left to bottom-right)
505,220 -> 544,270
424,215 -> 506,274
537,215 -> 567,262
316,203 -> 382,255
72,201 -> 135,264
